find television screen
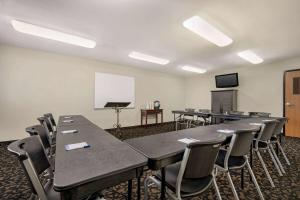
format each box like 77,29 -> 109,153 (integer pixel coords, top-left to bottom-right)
215,73 -> 239,88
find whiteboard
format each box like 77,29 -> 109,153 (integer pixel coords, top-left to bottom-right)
95,72 -> 135,109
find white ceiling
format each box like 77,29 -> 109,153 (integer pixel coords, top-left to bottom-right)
1,0 -> 300,76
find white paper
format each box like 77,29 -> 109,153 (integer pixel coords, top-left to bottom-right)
64,116 -> 72,119
63,120 -> 74,123
178,138 -> 200,144
217,129 -> 234,133
65,142 -> 89,151
262,119 -> 274,122
61,130 -> 78,134
250,123 -> 263,126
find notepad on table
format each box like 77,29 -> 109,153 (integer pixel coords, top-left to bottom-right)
249,123 -> 263,126
61,130 -> 78,134
217,129 -> 234,133
65,142 -> 90,151
63,116 -> 72,119
63,120 -> 74,123
178,138 -> 200,144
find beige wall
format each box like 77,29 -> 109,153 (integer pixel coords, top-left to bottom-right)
185,57 -> 300,116
1,44 -> 299,142
0,45 -> 185,141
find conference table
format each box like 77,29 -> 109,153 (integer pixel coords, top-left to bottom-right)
125,120 -> 262,200
53,115 -> 147,200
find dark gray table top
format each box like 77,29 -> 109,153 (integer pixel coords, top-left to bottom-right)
54,115 -> 147,191
57,115 -> 94,127
125,123 -> 260,165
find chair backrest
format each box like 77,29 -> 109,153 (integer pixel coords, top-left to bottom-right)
37,116 -> 54,134
249,112 -> 271,117
229,129 -> 257,157
273,117 -> 287,136
7,136 -> 52,199
259,120 -> 278,141
179,134 -> 226,179
44,113 -> 56,130
25,125 -> 51,150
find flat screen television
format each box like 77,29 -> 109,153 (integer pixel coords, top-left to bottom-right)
215,73 -> 239,88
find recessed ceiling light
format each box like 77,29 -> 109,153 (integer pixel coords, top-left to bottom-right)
11,20 -> 96,48
183,16 -> 233,47
237,50 -> 264,64
128,51 -> 170,65
182,65 -> 207,74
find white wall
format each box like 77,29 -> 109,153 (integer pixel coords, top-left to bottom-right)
185,57 -> 300,116
0,45 -> 185,141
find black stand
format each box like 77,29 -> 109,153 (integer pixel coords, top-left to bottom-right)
104,102 -> 131,139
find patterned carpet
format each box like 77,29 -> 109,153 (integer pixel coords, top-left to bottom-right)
0,123 -> 300,200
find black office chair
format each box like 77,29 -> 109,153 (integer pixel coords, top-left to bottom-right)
38,116 -> 56,145
144,135 -> 226,200
7,136 -> 58,200
253,120 -> 285,188
270,117 -> 290,166
25,125 -> 55,169
44,113 -> 57,132
215,129 -> 264,200
249,112 -> 271,117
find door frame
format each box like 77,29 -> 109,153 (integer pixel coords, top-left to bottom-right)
283,68 -> 300,136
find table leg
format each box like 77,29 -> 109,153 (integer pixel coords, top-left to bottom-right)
156,113 -> 158,124
161,110 -> 163,123
250,144 -> 253,182
241,168 -> 244,189
128,180 -> 132,200
160,168 -> 166,200
174,113 -> 176,130
141,112 -> 143,126
137,176 -> 141,200
146,113 -> 148,125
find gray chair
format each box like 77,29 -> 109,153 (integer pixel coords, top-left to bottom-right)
44,113 -> 57,133
7,136 -> 58,200
144,137 -> 226,200
215,129 -> 264,200
25,125 -> 52,156
38,116 -> 56,145
270,117 -> 290,166
249,112 -> 271,117
25,125 -> 55,169
253,120 -> 285,188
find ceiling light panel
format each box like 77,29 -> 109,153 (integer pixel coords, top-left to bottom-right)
237,50 -> 264,64
128,51 -> 170,65
183,16 -> 233,47
182,65 -> 207,74
11,20 -> 96,48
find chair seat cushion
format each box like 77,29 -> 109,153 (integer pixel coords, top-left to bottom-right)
156,162 -> 213,195
215,149 -> 246,168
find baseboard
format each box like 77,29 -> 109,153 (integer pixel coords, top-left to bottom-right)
105,121 -> 174,131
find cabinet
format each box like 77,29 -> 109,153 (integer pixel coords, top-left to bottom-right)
211,90 -> 237,114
